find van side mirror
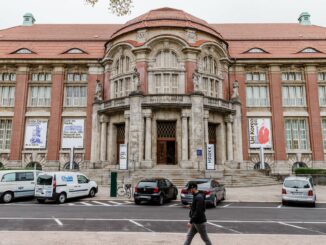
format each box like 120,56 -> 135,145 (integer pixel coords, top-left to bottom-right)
87,179 -> 90,183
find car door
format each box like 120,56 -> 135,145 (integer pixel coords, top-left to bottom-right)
15,172 -> 35,197
165,179 -> 174,199
159,180 -> 168,198
1,172 -> 16,196
76,174 -> 90,197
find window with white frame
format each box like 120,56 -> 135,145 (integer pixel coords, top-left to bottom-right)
246,72 -> 266,81
318,72 -> 326,81
282,72 -> 302,81
0,86 -> 15,107
155,74 -> 178,94
322,119 -> 326,150
0,73 -> 16,82
67,73 -> 88,82
114,55 -> 131,76
318,86 -> 326,106
282,86 -> 305,106
246,86 -> 269,106
64,86 -> 87,107
111,54 -> 133,98
285,118 -> 308,150
28,86 -> 51,107
200,56 -> 221,97
0,119 -> 12,150
31,72 -> 52,81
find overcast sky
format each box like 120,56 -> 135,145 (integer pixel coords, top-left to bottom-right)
0,0 -> 325,30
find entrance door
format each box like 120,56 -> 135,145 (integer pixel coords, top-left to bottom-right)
116,124 -> 125,164
208,123 -> 217,164
157,121 -> 176,165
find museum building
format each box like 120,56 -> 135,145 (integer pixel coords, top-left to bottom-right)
1,8 -> 326,175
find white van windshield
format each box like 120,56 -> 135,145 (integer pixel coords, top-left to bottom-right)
37,175 -> 52,185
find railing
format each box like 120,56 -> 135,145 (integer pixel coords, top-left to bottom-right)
142,95 -> 191,105
103,97 -> 129,109
204,97 -> 233,110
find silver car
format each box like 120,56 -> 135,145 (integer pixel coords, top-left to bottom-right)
282,176 -> 316,207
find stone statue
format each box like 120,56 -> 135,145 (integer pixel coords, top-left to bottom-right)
192,69 -> 201,91
231,80 -> 240,101
94,79 -> 103,101
132,67 -> 140,92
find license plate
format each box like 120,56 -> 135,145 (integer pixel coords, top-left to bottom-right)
292,192 -> 302,195
139,195 -> 150,199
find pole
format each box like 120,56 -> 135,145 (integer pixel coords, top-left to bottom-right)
70,147 -> 74,170
260,145 -> 265,170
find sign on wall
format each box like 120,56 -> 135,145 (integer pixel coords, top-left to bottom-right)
24,119 -> 48,149
248,118 -> 272,148
206,144 -> 215,170
119,144 -> 128,170
61,119 -> 85,149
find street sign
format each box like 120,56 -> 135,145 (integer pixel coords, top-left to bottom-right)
196,149 -> 202,157
206,144 -> 215,170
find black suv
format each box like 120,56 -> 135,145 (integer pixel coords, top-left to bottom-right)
134,178 -> 178,205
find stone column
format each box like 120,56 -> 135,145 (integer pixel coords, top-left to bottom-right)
232,101 -> 243,163
107,121 -> 115,165
216,122 -> 226,165
225,115 -> 234,161
181,111 -> 189,161
204,111 -> 209,145
90,102 -> 101,164
100,115 -> 109,162
144,111 -> 152,161
124,111 -> 130,145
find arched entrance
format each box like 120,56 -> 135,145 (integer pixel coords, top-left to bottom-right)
63,161 -> 79,170
254,162 -> 271,170
157,121 -> 177,165
26,162 -> 42,170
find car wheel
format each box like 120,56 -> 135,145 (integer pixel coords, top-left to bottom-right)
57,193 -> 66,204
311,202 -> 316,208
89,188 -> 96,198
37,199 -> 45,204
282,200 -> 287,206
2,192 -> 13,203
135,199 -> 141,205
212,196 -> 217,208
158,195 -> 164,205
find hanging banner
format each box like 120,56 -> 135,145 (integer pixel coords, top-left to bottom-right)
119,144 -> 128,170
24,119 -> 48,149
206,144 -> 215,170
61,119 -> 84,149
248,118 -> 272,148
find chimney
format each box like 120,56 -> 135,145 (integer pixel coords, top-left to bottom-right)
298,12 -> 311,25
23,13 -> 36,26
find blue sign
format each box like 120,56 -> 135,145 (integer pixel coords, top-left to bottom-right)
61,175 -> 74,182
196,149 -> 202,157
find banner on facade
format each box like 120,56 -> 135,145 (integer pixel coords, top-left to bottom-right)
248,118 -> 272,148
206,144 -> 215,170
119,144 -> 128,170
24,119 -> 48,149
61,119 -> 84,149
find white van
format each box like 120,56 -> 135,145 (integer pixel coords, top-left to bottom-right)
35,172 -> 98,204
0,170 -> 41,203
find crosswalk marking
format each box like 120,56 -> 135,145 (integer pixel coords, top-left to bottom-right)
92,201 -> 111,206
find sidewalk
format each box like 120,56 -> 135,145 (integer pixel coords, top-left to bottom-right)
87,184 -> 326,203
1,231 -> 325,245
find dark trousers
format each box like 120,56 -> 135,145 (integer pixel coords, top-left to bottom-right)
184,222 -> 212,245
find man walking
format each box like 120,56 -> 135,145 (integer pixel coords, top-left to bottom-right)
184,181 -> 212,245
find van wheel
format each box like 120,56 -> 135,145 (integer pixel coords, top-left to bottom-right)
2,192 -> 13,203
57,193 -> 66,204
37,199 -> 45,204
89,188 -> 96,198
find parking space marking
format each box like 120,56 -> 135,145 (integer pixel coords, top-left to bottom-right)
278,222 -> 306,230
207,222 -> 242,234
277,204 -> 282,208
79,202 -> 93,206
123,201 -> 133,204
129,219 -> 154,232
222,203 -> 232,208
68,203 -> 75,206
108,201 -> 122,205
169,203 -> 179,207
53,217 -> 63,226
92,201 -> 111,206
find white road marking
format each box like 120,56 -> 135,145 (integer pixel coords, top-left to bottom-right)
68,203 -> 75,206
278,222 -> 306,230
79,202 -> 93,206
92,201 -> 111,206
124,201 -> 133,204
53,217 -> 63,226
129,219 -> 154,232
207,222 -> 242,234
108,201 -> 122,205
222,203 -> 231,208
169,203 -> 179,207
277,204 -> 282,208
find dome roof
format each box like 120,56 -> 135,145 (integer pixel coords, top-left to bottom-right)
110,7 -> 223,40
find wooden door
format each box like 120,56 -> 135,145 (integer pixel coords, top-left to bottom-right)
157,141 -> 166,164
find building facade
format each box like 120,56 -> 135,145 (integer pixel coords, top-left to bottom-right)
1,8 -> 326,174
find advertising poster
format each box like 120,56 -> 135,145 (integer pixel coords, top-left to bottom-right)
206,144 -> 215,170
119,144 -> 128,170
24,119 -> 48,148
62,119 -> 84,149
248,118 -> 272,148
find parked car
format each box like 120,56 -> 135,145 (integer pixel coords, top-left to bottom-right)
0,170 -> 42,203
282,176 -> 316,207
134,178 -> 178,205
35,172 -> 98,204
180,179 -> 226,208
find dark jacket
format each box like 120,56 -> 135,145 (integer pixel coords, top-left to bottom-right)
189,191 -> 207,224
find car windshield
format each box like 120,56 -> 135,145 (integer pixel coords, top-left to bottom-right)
138,181 -> 157,188
284,180 -> 310,189
37,175 -> 52,185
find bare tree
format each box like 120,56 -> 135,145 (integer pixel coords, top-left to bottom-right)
85,0 -> 133,16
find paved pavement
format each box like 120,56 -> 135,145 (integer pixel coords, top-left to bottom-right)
86,184 -> 326,203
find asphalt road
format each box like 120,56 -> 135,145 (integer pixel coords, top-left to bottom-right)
1,199 -> 326,235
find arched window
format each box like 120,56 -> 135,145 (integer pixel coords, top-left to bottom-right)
0,162 -> 4,169
26,162 -> 42,170
200,55 -> 221,98
292,162 -> 308,172
155,50 -> 178,68
63,161 -> 79,170
254,162 -> 271,170
112,55 -> 132,98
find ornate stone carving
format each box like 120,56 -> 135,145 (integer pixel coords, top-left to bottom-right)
192,69 -> 201,91
231,80 -> 240,101
137,29 -> 147,42
185,29 -> 197,43
94,79 -> 103,102
132,67 -> 140,92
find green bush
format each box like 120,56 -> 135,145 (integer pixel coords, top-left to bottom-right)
295,168 -> 326,175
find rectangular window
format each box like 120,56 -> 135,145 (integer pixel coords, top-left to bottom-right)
31,73 -> 52,81
0,86 -> 15,107
0,73 -> 16,82
29,86 -> 51,107
154,73 -> 179,94
282,72 -> 302,81
282,86 -> 305,106
246,86 -> 269,106
285,119 -> 308,150
318,72 -> 326,81
246,72 -> 266,82
67,73 -> 87,82
0,119 -> 12,150
64,86 -> 87,107
322,119 -> 326,150
319,86 -> 326,106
